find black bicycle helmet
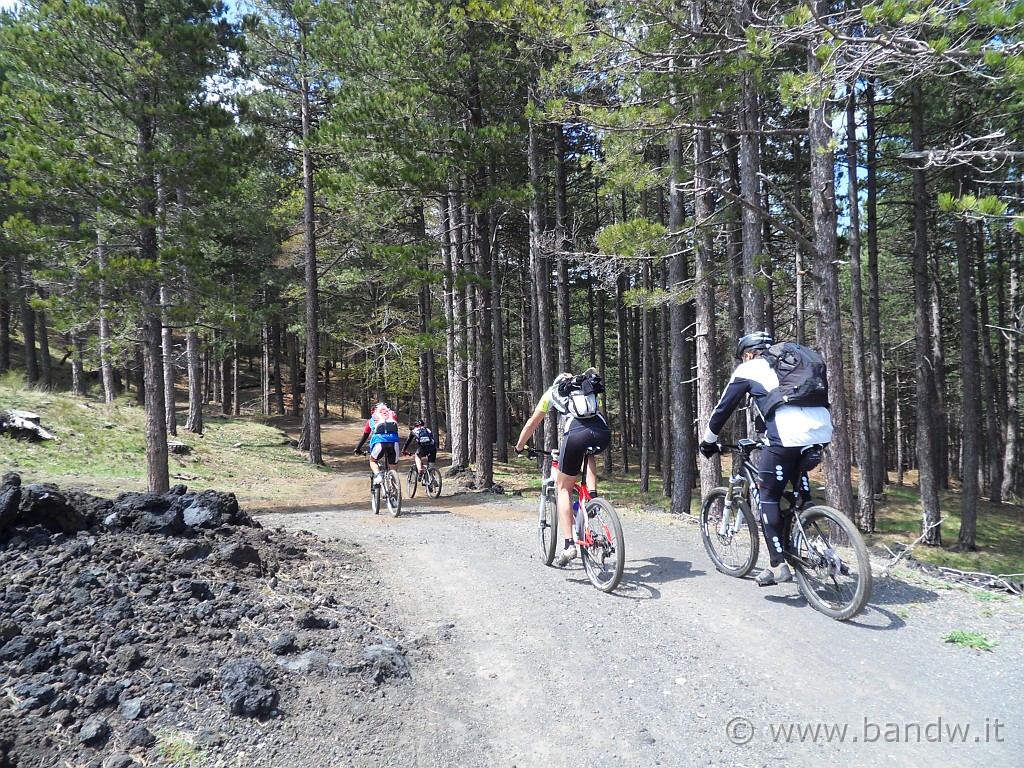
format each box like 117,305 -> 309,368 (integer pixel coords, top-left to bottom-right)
735,331 -> 773,359
414,418 -> 425,427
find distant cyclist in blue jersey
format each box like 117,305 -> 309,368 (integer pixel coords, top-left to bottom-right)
353,402 -> 401,484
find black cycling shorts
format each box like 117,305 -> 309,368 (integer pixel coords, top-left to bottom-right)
558,422 -> 611,478
414,443 -> 437,462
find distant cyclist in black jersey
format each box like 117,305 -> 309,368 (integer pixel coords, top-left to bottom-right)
699,332 -> 833,586
402,419 -> 437,480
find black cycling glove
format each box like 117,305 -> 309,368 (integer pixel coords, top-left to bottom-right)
698,441 -> 719,458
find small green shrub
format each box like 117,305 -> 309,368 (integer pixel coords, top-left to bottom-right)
943,630 -> 996,651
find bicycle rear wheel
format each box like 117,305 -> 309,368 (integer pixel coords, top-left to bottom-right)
406,468 -> 418,498
790,505 -> 872,621
537,488 -> 558,565
700,487 -> 759,577
384,470 -> 403,517
580,498 -> 624,593
425,468 -> 443,499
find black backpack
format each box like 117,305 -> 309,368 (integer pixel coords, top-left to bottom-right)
761,342 -> 830,417
417,427 -> 435,446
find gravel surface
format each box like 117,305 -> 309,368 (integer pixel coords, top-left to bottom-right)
3,419 -> 1023,768
261,485 -> 1024,768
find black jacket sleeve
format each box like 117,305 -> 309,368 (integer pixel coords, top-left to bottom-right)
354,433 -> 368,452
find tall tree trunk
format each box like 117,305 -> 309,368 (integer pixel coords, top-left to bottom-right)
529,114 -> 556,453
97,224 -> 117,403
296,43 -> 322,465
554,125 -> 570,372
36,308 -> 52,389
16,255 -> 38,384
441,191 -> 462,462
807,19 -> 854,517
695,124 -> 720,500
722,134 -> 744,348
954,167 -> 980,550
161,285 -> 176,435
136,80 -> 169,493
667,132 -> 692,514
865,79 -> 887,493
910,82 -> 942,544
1001,233 -> 1021,500
639,262 -> 652,493
0,259 -> 9,374
738,0 -> 765,332
185,329 -> 203,434
846,87 -> 874,531
615,274 -> 630,472
70,332 -> 87,396
232,339 -> 240,417
289,332 -> 300,418
490,196 -> 508,464
273,322 -> 285,415
473,181 -> 494,489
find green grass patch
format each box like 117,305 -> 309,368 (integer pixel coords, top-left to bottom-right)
943,630 -> 997,651
0,375 -> 330,501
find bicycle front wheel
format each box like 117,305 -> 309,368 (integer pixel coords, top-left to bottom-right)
537,489 -> 558,565
790,505 -> 872,621
580,498 -> 625,593
406,468 -> 418,498
700,487 -> 759,578
425,468 -> 443,499
370,477 -> 381,516
384,470 -> 403,517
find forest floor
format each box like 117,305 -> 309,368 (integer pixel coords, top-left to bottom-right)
3,416 -> 1024,767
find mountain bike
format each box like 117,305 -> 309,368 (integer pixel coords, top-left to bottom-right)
405,461 -> 443,499
526,446 -> 625,593
700,440 -> 872,621
357,448 -> 402,517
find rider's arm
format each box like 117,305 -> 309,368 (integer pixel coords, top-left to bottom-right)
704,374 -> 752,443
354,432 -> 368,453
403,431 -> 415,452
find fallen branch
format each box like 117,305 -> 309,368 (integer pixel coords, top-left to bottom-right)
881,517 -> 946,577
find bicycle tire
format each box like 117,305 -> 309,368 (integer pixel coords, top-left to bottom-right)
699,487 -> 759,578
790,505 -> 872,621
384,469 -> 403,517
406,468 -> 418,498
537,488 -> 558,566
425,468 -> 443,499
580,498 -> 625,593
370,477 -> 381,516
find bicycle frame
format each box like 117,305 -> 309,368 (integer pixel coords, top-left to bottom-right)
719,439 -> 760,538
529,447 -> 596,545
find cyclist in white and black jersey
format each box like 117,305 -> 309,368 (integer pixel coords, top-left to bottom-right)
515,369 -> 611,567
699,332 -> 833,586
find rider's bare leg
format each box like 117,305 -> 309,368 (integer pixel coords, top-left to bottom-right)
555,470 -> 576,545
584,455 -> 599,496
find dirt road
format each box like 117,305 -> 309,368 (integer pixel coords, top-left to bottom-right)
257,420 -> 1024,768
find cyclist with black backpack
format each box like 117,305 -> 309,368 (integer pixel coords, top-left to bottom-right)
402,419 -> 437,480
698,332 -> 833,587
515,368 -> 611,567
